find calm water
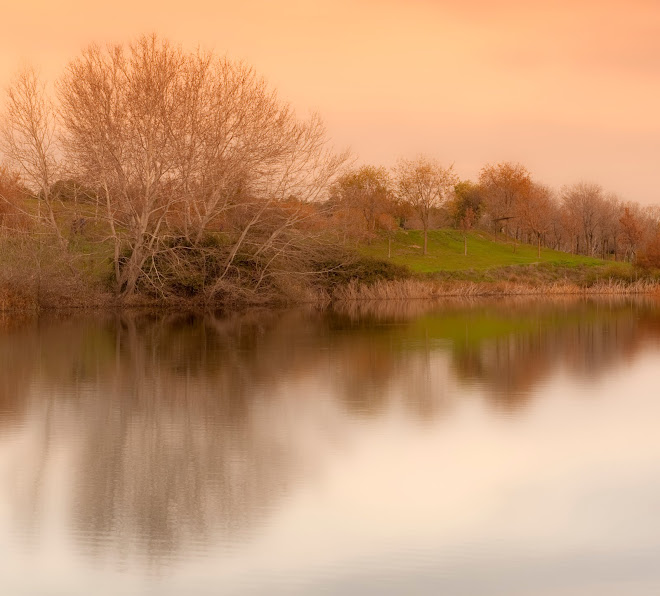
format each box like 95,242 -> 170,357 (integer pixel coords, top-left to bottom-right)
2,298 -> 660,595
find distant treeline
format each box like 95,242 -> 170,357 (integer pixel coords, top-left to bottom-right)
0,35 -> 659,307
328,161 -> 660,265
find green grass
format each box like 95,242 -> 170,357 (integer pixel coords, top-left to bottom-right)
6,195 -> 646,301
11,196 -> 116,286
359,229 -> 607,273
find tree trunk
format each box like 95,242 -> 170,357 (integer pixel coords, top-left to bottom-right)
464,233 -> 467,256
119,248 -> 144,298
423,228 -> 428,256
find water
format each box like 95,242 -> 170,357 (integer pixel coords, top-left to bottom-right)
1,298 -> 660,595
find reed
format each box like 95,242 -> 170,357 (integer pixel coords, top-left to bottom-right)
331,278 -> 660,302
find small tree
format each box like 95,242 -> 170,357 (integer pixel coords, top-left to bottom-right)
619,204 -> 644,262
450,180 -> 482,256
377,212 -> 398,258
330,165 -> 391,244
560,182 -> 606,257
637,226 -> 660,270
395,156 -> 457,255
450,180 -> 482,227
459,207 -> 476,256
0,67 -> 67,249
479,162 -> 531,239
517,183 -> 554,258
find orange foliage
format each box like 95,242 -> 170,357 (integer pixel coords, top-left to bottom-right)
636,226 -> 660,269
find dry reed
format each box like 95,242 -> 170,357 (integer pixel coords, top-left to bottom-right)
332,278 -> 660,302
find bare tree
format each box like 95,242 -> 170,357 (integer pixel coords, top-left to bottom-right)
330,165 -> 394,244
395,156 -> 457,255
479,162 -> 531,239
56,35 -> 347,300
517,182 -> 554,258
619,203 -> 645,262
561,182 -> 605,256
547,199 -> 567,252
598,194 -> 622,260
0,67 -> 67,249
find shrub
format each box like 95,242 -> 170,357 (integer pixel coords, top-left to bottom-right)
313,254 -> 411,290
636,229 -> 660,271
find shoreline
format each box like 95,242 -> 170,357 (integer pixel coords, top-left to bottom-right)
2,277 -> 660,315
330,278 -> 660,301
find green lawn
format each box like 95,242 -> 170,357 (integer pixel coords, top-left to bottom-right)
359,229 -> 606,273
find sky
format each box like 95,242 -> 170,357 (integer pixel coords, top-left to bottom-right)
1,0 -> 659,203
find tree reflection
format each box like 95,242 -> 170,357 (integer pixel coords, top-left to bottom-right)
1,297 -> 660,564
333,297 -> 660,411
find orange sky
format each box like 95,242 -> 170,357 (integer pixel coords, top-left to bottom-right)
1,0 -> 659,203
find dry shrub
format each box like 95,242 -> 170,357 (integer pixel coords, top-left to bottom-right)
0,233 -> 100,311
0,285 -> 38,312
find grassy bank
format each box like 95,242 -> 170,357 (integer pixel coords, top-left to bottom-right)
331,229 -> 660,302
1,225 -> 659,313
358,229 -> 607,272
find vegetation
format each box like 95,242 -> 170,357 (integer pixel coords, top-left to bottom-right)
1,34 -> 660,311
359,229 -> 605,273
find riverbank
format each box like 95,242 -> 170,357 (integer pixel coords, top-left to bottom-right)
2,274 -> 660,314
1,229 -> 658,313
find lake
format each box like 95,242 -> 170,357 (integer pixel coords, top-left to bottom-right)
2,297 -> 660,595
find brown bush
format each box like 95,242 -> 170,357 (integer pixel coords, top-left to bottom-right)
636,228 -> 660,270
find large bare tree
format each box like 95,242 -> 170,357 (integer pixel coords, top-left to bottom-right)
54,35 -> 346,300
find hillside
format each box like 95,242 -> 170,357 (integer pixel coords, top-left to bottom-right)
359,229 -> 609,274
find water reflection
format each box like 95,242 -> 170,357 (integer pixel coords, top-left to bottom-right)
2,298 -> 660,594
331,296 -> 660,410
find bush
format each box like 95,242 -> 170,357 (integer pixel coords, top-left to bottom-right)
313,254 -> 411,290
636,230 -> 660,271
